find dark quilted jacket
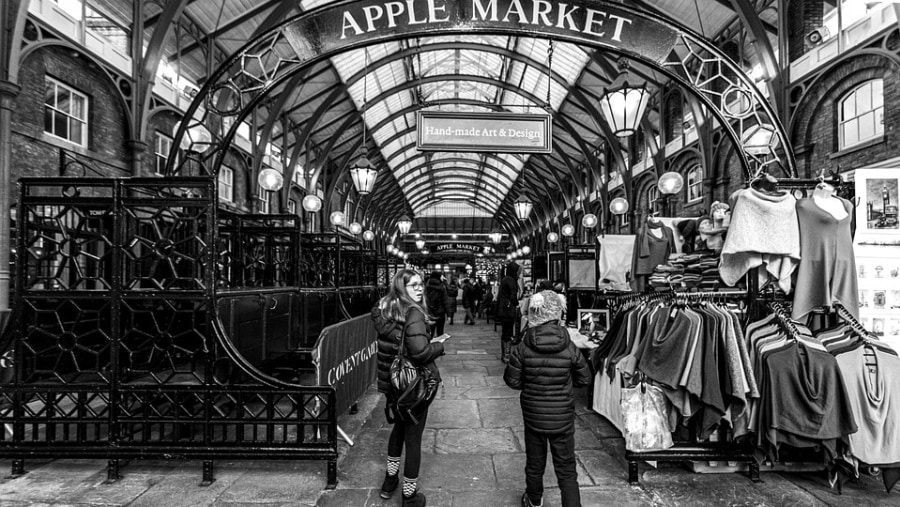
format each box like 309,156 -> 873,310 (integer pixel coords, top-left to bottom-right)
503,323 -> 592,433
425,278 -> 448,318
372,305 -> 444,395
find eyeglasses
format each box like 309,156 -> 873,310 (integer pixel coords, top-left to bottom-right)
406,282 -> 424,289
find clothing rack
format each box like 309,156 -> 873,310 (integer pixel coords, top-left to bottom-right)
622,291 -> 760,485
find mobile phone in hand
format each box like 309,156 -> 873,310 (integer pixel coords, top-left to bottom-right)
435,333 -> 451,343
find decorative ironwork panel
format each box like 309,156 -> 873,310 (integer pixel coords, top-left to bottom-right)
1,386 -> 336,450
299,243 -> 337,288
18,180 -> 116,292
119,298 -> 211,386
19,297 -> 113,385
122,204 -> 210,291
0,388 -> 112,445
338,249 -> 377,287
216,214 -> 300,288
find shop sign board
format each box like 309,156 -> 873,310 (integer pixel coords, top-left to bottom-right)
284,1 -> 679,65
314,314 -> 378,415
434,242 -> 486,252
417,112 -> 552,153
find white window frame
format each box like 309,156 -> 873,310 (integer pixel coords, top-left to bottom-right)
44,76 -> 89,146
218,166 -> 234,203
686,165 -> 703,203
259,190 -> 272,214
154,132 -> 173,176
839,79 -> 884,150
648,186 -> 661,215
287,199 -> 296,214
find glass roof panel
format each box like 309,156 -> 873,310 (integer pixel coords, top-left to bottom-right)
417,201 -> 493,217
322,26 -> 593,216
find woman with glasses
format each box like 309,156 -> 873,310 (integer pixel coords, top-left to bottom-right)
372,269 -> 448,507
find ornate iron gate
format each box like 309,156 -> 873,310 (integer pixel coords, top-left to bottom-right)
0,177 -> 338,487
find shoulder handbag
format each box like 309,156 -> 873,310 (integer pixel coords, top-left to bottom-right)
387,317 -> 440,425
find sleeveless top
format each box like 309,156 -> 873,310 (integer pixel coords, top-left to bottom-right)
791,197 -> 859,321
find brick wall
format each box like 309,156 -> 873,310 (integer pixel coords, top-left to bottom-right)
791,54 -> 898,178
12,45 -> 130,186
788,0 -> 825,61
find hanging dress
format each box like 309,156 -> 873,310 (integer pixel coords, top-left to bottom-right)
791,197 -> 859,321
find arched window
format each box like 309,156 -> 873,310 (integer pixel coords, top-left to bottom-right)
839,79 -> 884,150
686,165 -> 703,203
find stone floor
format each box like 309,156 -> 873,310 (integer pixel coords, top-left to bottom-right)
1,314 -> 898,506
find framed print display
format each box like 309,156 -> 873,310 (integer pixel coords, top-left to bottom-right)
856,168 -> 900,235
577,309 -> 609,335
853,167 -> 900,353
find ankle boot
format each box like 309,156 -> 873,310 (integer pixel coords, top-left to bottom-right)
402,492 -> 427,506
521,492 -> 543,507
380,473 -> 399,499
501,341 -> 510,363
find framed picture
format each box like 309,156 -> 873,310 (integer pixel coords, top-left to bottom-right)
855,168 -> 900,235
577,309 -> 610,335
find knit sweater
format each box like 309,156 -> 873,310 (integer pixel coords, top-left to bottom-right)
720,188 -> 800,293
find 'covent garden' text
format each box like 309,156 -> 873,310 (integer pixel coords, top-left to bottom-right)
339,0 -> 634,42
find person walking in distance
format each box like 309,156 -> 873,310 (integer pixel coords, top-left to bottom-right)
424,271 -> 448,337
445,277 -> 459,325
495,262 -> 521,362
504,290 -> 591,507
461,278 -> 475,324
372,269 -> 449,507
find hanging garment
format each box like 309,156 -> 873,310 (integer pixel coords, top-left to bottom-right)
791,197 -> 859,321
631,221 -> 675,290
833,345 -> 900,466
598,235 -> 635,284
720,188 -> 800,293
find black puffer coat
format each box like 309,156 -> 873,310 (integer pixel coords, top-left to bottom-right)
503,323 -> 591,433
495,275 -> 519,323
425,278 -> 448,318
372,305 -> 444,395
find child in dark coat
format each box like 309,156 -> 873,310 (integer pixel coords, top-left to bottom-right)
504,290 -> 592,507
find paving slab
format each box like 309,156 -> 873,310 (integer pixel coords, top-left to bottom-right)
449,489 -> 523,506
477,397 -> 523,428
452,374 -> 487,386
334,453 -> 385,489
124,467 -> 244,507
460,386 -> 518,399
426,399 -> 480,428
417,454 -> 496,491
215,469 -> 326,505
574,449 -> 630,487
435,428 -> 521,454
491,452 -> 593,488
544,485 -> 653,506
639,466 -> 830,507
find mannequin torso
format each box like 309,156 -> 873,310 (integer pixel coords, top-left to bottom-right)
812,184 -> 848,220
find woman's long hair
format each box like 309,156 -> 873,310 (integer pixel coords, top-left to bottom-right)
378,268 -> 433,324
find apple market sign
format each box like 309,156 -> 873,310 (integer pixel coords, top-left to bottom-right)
434,243 -> 484,253
284,0 -> 679,65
